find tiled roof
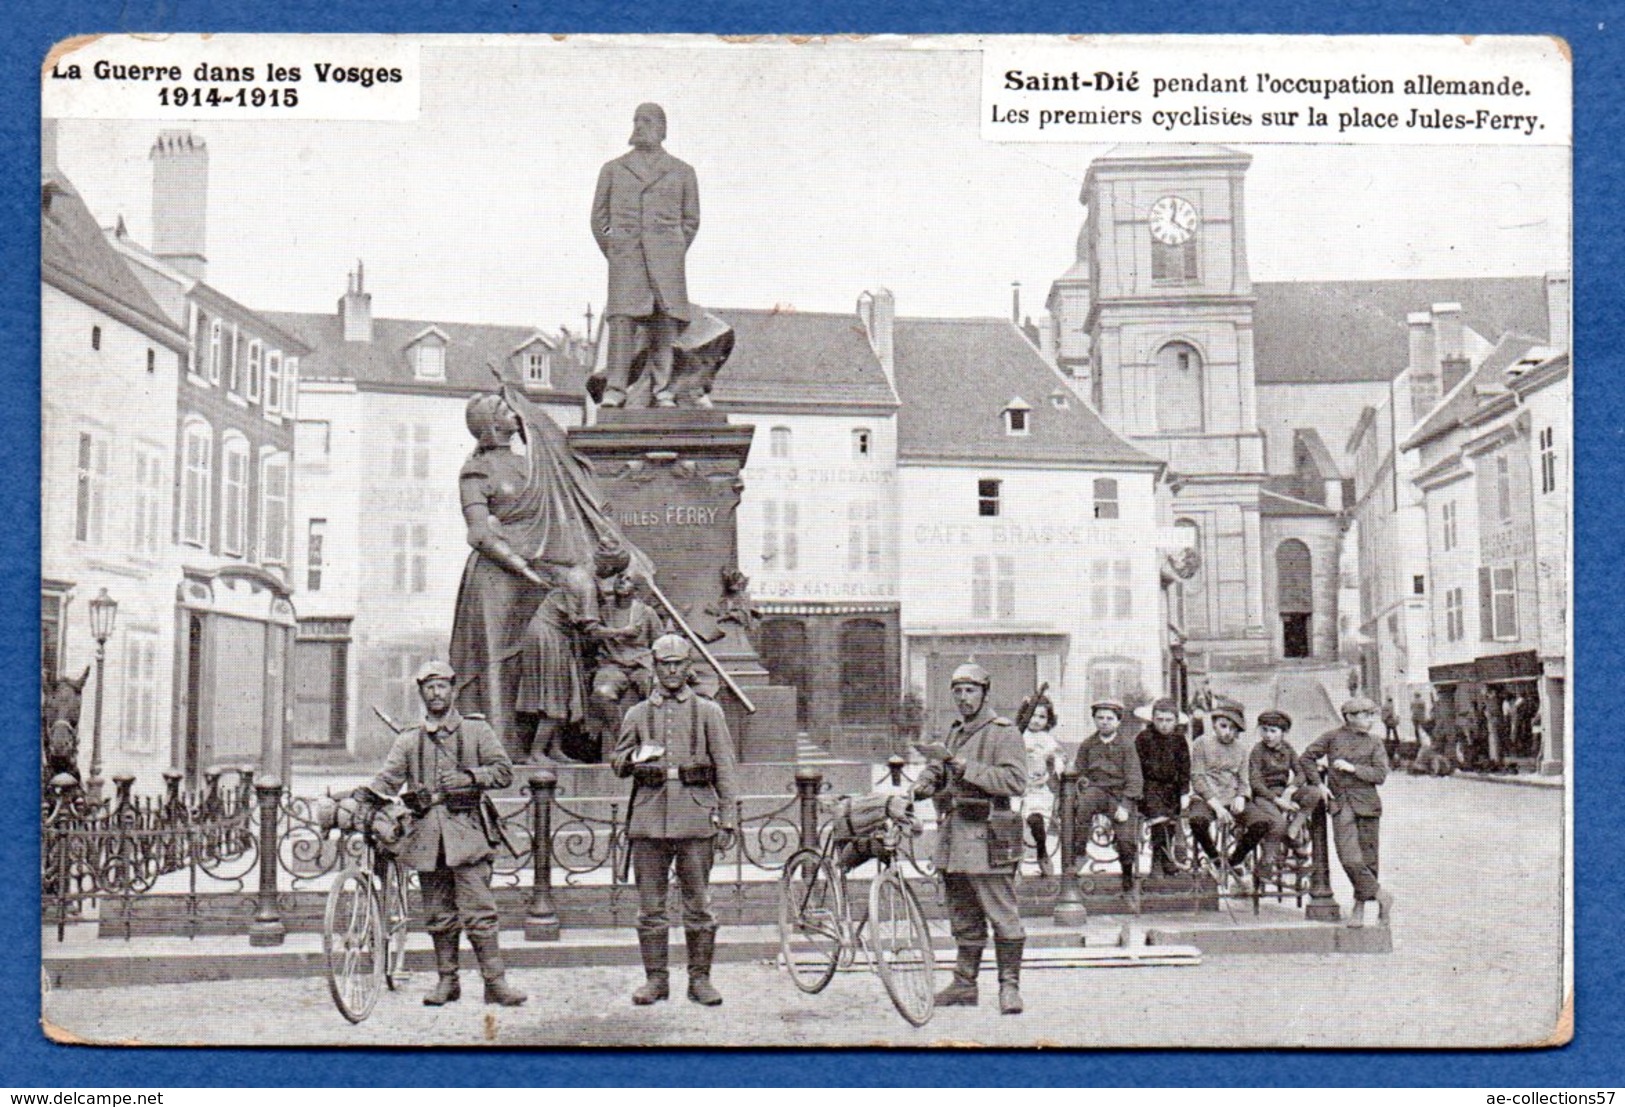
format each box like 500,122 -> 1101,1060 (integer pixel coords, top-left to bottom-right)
894,317 -> 1158,467
41,170 -> 186,350
262,310 -> 592,397
1253,277 -> 1550,385
1403,334 -> 1551,450
707,308 -> 898,409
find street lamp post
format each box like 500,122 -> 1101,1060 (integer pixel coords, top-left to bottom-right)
85,588 -> 118,803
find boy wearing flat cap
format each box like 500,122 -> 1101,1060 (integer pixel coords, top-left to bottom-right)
1070,698 -> 1144,911
1241,709 -> 1305,873
1188,697 -> 1251,888
1298,696 -> 1395,927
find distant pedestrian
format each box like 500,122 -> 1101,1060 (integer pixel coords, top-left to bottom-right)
1381,696 -> 1401,763
1410,692 -> 1430,745
1298,696 -> 1395,928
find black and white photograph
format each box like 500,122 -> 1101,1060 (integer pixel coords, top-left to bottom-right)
37,34 -> 1571,1048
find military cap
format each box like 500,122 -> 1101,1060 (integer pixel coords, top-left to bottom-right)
1341,695 -> 1380,716
652,633 -> 693,662
950,662 -> 991,688
1091,698 -> 1127,718
415,659 -> 456,684
1256,709 -> 1293,731
1210,699 -> 1247,730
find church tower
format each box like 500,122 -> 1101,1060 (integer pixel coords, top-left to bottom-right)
1072,144 -> 1270,657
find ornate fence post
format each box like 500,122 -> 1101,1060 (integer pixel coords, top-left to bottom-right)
525,770 -> 562,942
202,767 -> 223,819
161,770 -> 184,818
1304,795 -> 1341,922
111,774 -> 136,819
248,776 -> 286,947
795,767 -> 824,851
1053,765 -> 1088,926
886,755 -> 906,790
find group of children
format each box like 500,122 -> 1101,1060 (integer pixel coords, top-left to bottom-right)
1014,695 -> 1313,908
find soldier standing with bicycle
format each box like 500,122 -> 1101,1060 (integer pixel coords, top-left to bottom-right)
365,660 -> 526,1007
612,634 -> 740,1007
911,662 -> 1028,1015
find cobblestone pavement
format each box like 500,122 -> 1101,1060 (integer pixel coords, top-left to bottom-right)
41,774 -> 1565,1048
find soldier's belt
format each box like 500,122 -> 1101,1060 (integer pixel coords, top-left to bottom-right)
441,789 -> 481,814
940,794 -> 1010,819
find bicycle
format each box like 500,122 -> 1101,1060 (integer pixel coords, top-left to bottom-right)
315,790 -> 416,1024
777,795 -> 937,1027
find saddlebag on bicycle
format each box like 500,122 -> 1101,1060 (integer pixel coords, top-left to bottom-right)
985,809 -> 1024,869
829,794 -> 914,841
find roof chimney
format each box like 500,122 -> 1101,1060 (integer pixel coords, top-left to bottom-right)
150,130 -> 208,280
857,288 -> 895,387
1011,281 -> 1021,325
1431,302 -> 1464,361
1407,311 -> 1440,423
339,261 -> 373,342
1545,271 -> 1570,352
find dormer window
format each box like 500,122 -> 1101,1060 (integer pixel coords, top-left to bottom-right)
1003,397 -> 1031,437
414,342 -> 445,381
525,349 -> 552,387
1050,390 -> 1070,410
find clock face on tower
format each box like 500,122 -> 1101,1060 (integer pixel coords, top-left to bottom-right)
1148,196 -> 1199,246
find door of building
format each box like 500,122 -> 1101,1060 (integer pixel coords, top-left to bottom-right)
1276,539 -> 1314,659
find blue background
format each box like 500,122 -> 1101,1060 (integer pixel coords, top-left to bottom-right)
5,0 -> 1616,1087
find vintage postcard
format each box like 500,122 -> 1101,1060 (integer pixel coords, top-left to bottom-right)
38,33 -> 1570,1047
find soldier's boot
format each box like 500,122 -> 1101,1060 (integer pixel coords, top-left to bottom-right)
994,939 -> 1025,1016
468,932 -> 528,1006
935,946 -> 982,1007
1375,887 -> 1395,926
632,927 -> 670,1006
422,931 -> 462,1006
684,929 -> 723,1006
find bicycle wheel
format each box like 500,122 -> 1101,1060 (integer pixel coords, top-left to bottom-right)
867,866 -> 936,1027
380,860 -> 413,990
778,848 -> 842,994
323,867 -> 385,1023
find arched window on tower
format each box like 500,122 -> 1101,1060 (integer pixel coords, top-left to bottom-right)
1155,341 -> 1205,433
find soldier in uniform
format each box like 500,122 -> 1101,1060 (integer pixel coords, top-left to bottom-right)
365,660 -> 527,1007
911,663 -> 1028,1015
612,634 -> 740,1007
1298,695 -> 1396,928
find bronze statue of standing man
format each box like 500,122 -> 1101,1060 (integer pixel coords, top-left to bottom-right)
592,103 -> 700,409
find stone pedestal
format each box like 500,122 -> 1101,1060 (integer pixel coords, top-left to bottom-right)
569,410 -> 797,762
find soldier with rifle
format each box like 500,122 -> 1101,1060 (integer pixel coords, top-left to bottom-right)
612,634 -> 740,1007
364,660 -> 527,1007
911,662 -> 1028,1015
